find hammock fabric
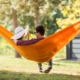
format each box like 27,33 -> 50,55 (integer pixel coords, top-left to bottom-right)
0,21 -> 80,63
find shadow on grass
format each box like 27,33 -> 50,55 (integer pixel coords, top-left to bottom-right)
0,70 -> 80,80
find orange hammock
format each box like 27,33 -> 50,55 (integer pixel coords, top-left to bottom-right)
0,21 -> 80,63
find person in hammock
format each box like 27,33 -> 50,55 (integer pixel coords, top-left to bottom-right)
11,25 -> 53,73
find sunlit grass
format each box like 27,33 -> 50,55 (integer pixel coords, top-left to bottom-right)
0,55 -> 80,80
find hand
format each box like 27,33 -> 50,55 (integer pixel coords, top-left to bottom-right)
14,39 -> 18,44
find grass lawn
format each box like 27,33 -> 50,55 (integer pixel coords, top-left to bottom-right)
0,55 -> 80,80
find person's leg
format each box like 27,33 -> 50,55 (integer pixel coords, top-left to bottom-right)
37,62 -> 43,72
48,58 -> 53,67
44,58 -> 53,73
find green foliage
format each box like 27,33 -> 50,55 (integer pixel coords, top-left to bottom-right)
41,9 -> 66,36
0,0 -> 66,35
18,13 -> 35,33
0,38 -> 14,55
0,0 -> 62,27
17,9 -> 65,36
24,33 -> 36,39
57,0 -> 80,28
10,0 -> 62,13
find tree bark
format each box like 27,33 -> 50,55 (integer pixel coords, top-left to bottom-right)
34,6 -> 40,27
12,8 -> 21,58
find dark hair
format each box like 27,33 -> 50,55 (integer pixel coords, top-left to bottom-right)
35,25 -> 45,35
17,37 -> 23,40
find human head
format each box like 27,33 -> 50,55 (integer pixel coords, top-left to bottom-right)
11,27 -> 27,40
34,25 -> 45,38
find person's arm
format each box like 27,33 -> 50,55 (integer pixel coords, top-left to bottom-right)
27,30 -> 29,40
16,39 -> 36,45
16,38 -> 44,45
14,39 -> 18,44
14,38 -> 44,46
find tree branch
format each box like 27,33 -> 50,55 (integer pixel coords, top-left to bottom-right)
52,0 -> 60,4
0,1 -> 11,4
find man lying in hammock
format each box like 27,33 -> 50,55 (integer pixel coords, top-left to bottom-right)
11,25 -> 52,73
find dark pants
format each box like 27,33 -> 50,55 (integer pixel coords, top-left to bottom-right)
38,58 -> 53,70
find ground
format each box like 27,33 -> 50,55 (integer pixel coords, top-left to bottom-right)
0,55 -> 80,80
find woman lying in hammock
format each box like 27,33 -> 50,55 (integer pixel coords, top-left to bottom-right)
11,25 -> 53,73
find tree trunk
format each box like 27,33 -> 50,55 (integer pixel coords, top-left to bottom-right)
34,6 -> 40,27
12,8 -> 21,58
